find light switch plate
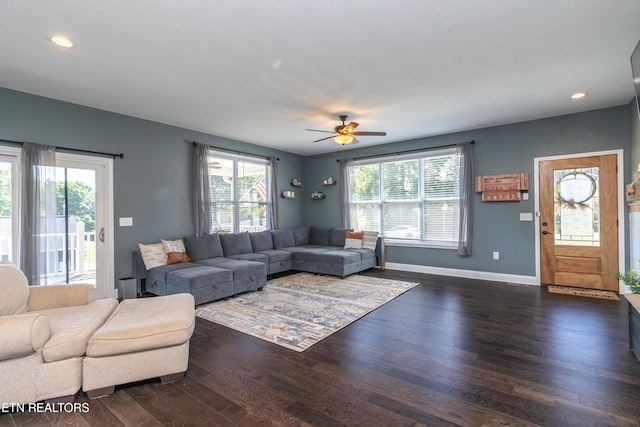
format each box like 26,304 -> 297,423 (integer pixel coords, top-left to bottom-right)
119,217 -> 133,227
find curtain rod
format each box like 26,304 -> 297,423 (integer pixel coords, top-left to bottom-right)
191,141 -> 278,161
0,138 -> 124,159
336,140 -> 475,162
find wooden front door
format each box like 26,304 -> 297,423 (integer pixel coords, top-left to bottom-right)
539,154 -> 619,291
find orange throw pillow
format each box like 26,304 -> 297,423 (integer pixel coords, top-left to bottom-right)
166,251 -> 191,265
345,231 -> 364,239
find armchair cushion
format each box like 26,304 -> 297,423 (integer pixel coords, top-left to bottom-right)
28,284 -> 95,311
0,262 -> 29,316
249,230 -> 273,252
292,227 -> 310,246
220,232 -> 252,256
272,229 -> 295,249
35,298 -> 118,363
183,233 -> 223,261
0,313 -> 50,361
329,228 -> 352,247
309,226 -> 330,246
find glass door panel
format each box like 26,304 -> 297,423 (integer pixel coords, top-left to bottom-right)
554,167 -> 600,247
43,166 -> 97,286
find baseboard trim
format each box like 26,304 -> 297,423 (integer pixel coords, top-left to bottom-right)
385,262 -> 539,286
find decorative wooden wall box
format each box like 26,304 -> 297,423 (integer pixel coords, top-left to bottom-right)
475,173 -> 529,202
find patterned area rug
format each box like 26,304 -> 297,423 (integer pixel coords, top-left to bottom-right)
196,272 -> 419,352
547,285 -> 620,301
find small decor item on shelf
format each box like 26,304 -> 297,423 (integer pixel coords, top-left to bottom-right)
291,178 -> 303,187
311,191 -> 325,199
323,177 -> 336,185
281,190 -> 295,198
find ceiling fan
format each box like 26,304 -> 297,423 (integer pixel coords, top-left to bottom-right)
306,115 -> 387,145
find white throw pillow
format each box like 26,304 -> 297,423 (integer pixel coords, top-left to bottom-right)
138,243 -> 167,270
161,239 -> 187,253
344,238 -> 363,249
361,231 -> 379,251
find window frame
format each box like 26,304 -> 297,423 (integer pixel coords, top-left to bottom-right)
207,149 -> 272,234
347,147 -> 461,249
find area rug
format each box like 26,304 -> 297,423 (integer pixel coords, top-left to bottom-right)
195,272 -> 419,352
547,285 -> 620,301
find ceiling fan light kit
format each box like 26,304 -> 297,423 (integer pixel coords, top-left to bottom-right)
306,114 -> 386,146
334,135 -> 353,145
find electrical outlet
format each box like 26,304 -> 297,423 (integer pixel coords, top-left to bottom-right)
493,251 -> 500,260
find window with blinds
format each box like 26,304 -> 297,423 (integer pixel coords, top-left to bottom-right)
208,150 -> 271,233
347,147 -> 461,247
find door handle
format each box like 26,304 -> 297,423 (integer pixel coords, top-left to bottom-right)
99,227 -> 105,242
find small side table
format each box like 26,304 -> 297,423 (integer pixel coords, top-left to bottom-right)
626,294 -> 640,363
117,277 -> 137,300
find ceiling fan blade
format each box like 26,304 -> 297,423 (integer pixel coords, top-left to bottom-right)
352,131 -> 387,136
350,137 -> 360,144
305,129 -> 335,133
312,135 -> 336,143
343,121 -> 359,133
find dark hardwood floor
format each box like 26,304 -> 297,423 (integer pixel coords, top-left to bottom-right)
3,269 -> 640,426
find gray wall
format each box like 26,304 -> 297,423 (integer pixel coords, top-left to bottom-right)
303,106 -> 631,277
0,87 -> 305,282
0,86 -> 633,281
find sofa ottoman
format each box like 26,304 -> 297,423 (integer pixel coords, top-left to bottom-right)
82,293 -> 195,399
167,265 -> 233,305
315,250 -> 362,277
255,249 -> 292,274
144,262 -> 203,297
196,258 -> 267,294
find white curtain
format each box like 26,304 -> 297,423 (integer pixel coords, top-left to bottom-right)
193,143 -> 211,236
19,142 -> 57,285
268,156 -> 279,229
457,142 -> 474,256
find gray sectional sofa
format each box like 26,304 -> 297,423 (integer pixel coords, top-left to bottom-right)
132,226 -> 384,305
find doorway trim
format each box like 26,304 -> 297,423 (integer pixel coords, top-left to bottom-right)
534,149 -> 625,291
55,152 -> 115,299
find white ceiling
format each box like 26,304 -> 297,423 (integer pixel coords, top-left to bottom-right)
1,1 -> 640,156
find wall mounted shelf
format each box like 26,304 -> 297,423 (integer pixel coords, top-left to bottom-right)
291,179 -> 303,187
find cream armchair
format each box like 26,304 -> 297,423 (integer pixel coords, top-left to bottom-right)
0,262 -> 118,404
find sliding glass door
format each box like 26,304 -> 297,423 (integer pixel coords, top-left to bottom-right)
0,148 -> 113,297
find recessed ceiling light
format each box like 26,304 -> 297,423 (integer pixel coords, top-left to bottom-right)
571,92 -> 588,100
48,35 -> 75,49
